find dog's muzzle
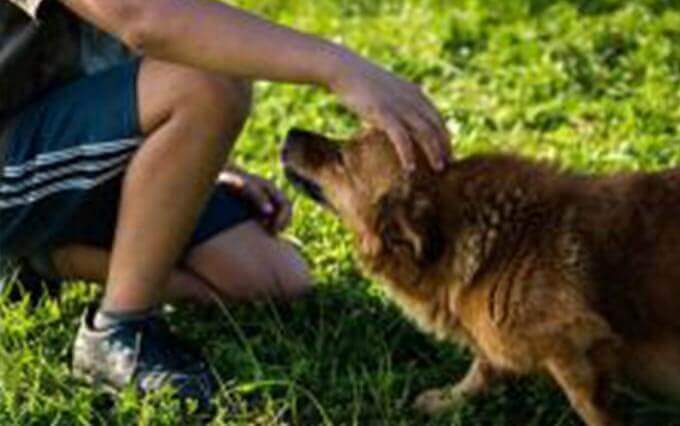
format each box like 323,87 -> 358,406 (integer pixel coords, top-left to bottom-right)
282,129 -> 328,205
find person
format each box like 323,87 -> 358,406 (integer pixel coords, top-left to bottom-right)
0,0 -> 450,408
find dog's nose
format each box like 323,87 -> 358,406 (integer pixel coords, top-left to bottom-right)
285,128 -> 315,149
286,128 -> 313,142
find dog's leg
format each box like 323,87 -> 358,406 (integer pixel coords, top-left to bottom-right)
413,356 -> 499,415
545,346 -> 619,426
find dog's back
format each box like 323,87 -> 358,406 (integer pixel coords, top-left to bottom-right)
446,156 -> 680,330
571,167 -> 680,333
443,155 -> 680,399
581,167 -> 680,399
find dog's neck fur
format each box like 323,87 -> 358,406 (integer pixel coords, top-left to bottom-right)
357,152 -> 668,346
357,154 -> 571,342
365,155 -> 559,280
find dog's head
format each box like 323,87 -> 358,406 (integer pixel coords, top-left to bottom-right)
282,128 -> 445,271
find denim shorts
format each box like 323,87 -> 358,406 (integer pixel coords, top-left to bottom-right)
0,59 -> 253,279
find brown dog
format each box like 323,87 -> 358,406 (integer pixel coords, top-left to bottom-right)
281,128 -> 680,426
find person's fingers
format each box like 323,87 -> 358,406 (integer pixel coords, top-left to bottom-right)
273,197 -> 293,232
336,64 -> 451,171
258,179 -> 293,232
404,114 -> 446,171
381,113 -> 416,172
243,181 -> 275,217
271,192 -> 293,231
217,170 -> 245,190
405,87 -> 451,156
421,101 -> 451,155
390,88 -> 448,170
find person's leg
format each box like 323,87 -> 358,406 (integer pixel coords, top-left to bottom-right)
1,58 -> 255,406
50,220 -> 312,305
183,220 -> 312,303
51,244 -> 217,304
100,59 -> 252,313
66,61 -> 256,406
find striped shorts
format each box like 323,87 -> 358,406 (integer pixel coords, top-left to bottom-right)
0,59 -> 252,278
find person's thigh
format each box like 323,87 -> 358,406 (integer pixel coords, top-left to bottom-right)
183,220 -> 312,303
0,59 -> 144,259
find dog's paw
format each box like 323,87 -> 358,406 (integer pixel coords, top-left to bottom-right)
412,387 -> 464,416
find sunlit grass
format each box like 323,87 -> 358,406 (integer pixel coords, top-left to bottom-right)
1,0 -> 679,424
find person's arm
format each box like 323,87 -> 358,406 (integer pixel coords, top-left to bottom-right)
61,0 -> 450,170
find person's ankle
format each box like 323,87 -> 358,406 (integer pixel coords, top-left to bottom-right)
93,305 -> 158,330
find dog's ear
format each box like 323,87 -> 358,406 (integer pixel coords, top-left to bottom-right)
376,182 -> 444,265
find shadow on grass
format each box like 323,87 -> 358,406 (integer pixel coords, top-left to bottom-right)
169,272 -> 680,425
3,270 -> 679,424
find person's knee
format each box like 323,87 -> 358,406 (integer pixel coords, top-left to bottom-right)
140,60 -> 252,145
268,241 -> 313,301
237,239 -> 312,302
184,221 -> 312,303
176,73 -> 252,141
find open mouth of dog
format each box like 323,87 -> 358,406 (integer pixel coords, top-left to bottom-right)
283,167 -> 327,204
281,128 -> 331,206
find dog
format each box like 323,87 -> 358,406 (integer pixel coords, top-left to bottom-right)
281,128 -> 680,426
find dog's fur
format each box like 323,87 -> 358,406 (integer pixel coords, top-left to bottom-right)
282,128 -> 680,426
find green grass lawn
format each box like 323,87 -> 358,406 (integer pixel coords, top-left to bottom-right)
1,0 -> 679,424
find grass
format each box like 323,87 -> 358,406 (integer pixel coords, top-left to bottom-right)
1,0 -> 679,424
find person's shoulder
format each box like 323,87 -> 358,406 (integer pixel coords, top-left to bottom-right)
6,0 -> 46,18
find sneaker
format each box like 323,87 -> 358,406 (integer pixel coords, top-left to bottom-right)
72,305 -> 217,410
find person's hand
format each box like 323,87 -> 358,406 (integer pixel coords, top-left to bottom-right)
217,169 -> 292,233
328,53 -> 450,172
